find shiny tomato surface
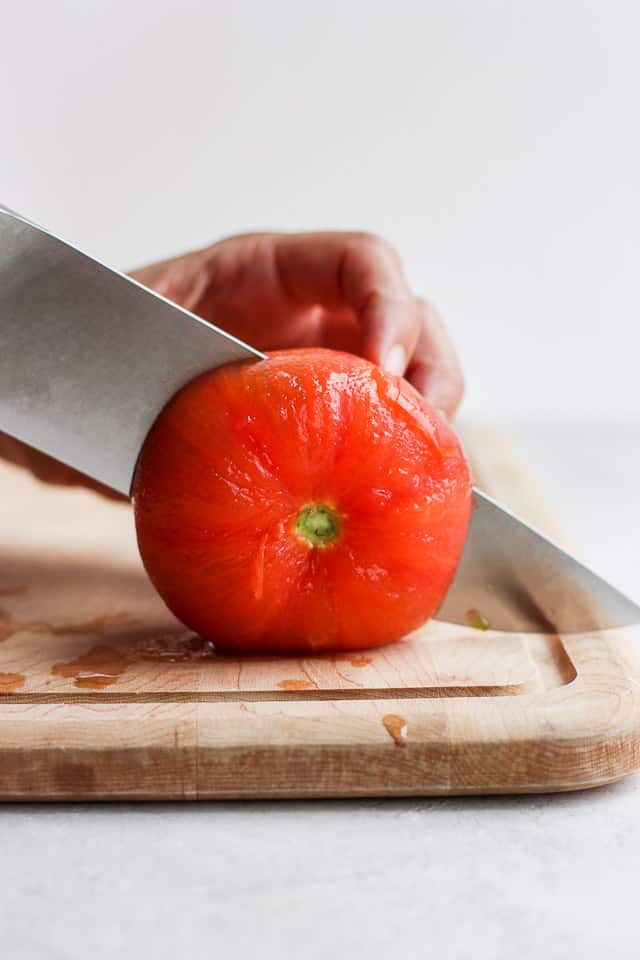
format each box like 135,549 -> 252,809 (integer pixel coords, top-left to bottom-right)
133,348 -> 472,653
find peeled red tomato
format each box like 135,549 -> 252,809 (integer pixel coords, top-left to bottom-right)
133,348 -> 472,653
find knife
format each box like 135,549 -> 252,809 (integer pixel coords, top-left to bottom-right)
1,206 -> 638,634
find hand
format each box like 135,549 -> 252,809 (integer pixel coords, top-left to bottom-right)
132,231 -> 463,413
1,231 -> 463,494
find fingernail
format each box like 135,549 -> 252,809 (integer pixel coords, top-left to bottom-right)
384,344 -> 407,377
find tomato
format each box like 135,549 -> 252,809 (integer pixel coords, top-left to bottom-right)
133,348 -> 472,653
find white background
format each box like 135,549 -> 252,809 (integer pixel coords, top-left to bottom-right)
3,0 -> 639,420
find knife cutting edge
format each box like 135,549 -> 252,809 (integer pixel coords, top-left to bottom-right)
1,205 -> 639,634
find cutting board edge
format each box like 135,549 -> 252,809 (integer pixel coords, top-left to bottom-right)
1,639 -> 639,800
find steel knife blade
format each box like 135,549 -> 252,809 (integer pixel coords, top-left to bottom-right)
1,206 -> 638,633
0,206 -> 265,494
436,489 -> 640,632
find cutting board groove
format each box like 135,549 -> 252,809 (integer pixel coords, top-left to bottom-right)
1,421 -> 639,799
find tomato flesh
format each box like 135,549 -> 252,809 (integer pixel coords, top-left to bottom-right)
133,348 -> 472,653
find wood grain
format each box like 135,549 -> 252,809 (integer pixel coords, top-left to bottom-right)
1,421 -> 639,799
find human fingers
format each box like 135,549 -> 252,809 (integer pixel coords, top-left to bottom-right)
272,232 -> 420,375
404,298 -> 465,418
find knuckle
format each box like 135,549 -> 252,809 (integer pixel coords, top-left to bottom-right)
351,231 -> 396,260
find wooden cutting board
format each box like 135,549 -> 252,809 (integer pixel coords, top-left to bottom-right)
1,423 -> 639,800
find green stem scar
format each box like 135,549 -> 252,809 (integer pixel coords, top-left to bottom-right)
295,504 -> 341,547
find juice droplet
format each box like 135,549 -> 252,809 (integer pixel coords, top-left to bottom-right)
51,645 -> 129,689
383,714 -> 408,747
278,679 -> 315,691
49,633 -> 216,689
350,655 -> 372,668
132,633 -> 215,660
467,608 -> 490,631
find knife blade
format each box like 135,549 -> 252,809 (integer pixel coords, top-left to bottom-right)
437,489 -> 640,632
0,207 -> 265,494
1,206 -> 638,634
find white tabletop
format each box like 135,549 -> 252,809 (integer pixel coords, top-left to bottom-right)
3,418 -> 639,960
